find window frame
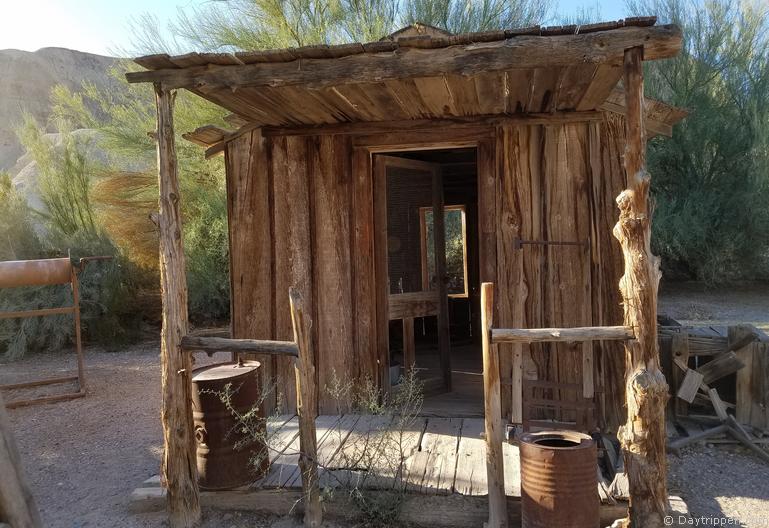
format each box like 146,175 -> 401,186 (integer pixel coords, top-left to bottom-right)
418,204 -> 469,299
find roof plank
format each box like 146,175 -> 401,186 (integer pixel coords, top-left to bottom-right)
127,25 -> 683,90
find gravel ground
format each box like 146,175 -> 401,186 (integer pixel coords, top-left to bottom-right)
2,283 -> 768,527
661,282 -> 769,527
0,342 -> 309,528
659,281 -> 769,332
668,446 -> 769,528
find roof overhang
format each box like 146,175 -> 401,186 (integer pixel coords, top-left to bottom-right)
129,18 -> 684,132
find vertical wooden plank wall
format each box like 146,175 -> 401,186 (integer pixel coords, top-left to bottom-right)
225,119 -> 627,423
226,131 -> 375,414
225,130 -> 276,413
495,118 -> 625,429
588,114 -> 628,430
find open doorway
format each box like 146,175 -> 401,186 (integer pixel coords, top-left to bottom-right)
374,147 -> 482,417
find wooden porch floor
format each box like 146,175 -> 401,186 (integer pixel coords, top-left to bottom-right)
261,414 -> 520,496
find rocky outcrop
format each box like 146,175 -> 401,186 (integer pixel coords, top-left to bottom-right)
0,47 -> 117,172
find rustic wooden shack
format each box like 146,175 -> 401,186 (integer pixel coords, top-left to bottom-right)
128,17 -> 683,528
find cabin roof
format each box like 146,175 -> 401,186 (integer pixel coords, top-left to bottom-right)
130,17 -> 685,134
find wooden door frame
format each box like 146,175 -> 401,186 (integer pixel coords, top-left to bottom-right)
364,130 -> 496,398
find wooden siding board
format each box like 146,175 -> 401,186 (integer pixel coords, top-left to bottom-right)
311,136 -> 355,413
351,148 -> 378,385
271,135 -> 313,412
588,115 -> 627,430
225,129 -> 275,413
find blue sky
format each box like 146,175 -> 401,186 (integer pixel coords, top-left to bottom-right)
0,0 -> 627,56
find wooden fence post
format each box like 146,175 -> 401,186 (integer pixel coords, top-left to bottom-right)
481,282 -> 507,528
0,393 -> 42,528
614,47 -> 668,528
289,288 -> 322,528
155,83 -> 200,528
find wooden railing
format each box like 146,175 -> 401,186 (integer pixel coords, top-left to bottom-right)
178,288 -> 321,528
479,282 -> 634,528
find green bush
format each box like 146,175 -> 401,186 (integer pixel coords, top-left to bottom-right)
629,0 -> 769,281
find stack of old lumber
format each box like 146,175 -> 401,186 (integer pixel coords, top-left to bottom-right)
660,324 -> 769,460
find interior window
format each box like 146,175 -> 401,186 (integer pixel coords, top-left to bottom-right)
419,205 -> 468,298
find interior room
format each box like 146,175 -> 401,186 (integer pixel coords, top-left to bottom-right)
381,147 -> 483,416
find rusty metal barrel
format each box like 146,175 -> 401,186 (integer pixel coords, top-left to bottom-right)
191,360 -> 270,490
520,430 -> 599,528
0,258 -> 72,288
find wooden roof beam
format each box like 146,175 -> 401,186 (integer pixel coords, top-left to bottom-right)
126,25 -> 682,91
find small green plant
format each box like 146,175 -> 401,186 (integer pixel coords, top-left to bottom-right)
320,368 -> 424,527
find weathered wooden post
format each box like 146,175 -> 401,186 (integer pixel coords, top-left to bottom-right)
289,288 -> 322,528
614,47 -> 669,528
481,282 -> 507,528
154,82 -> 200,528
0,393 -> 42,528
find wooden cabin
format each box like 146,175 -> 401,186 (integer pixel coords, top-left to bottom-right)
130,18 -> 684,431
129,16 -> 684,528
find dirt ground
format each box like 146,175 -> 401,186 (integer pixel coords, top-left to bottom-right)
0,344 -> 305,528
1,283 -> 768,527
659,281 -> 769,332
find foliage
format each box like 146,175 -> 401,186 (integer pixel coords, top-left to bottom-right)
217,367 -> 424,526
17,115 -> 98,237
0,172 -> 42,261
0,116 -> 150,358
132,0 -> 552,54
627,0 -> 769,281
51,65 -> 232,323
403,0 -> 551,34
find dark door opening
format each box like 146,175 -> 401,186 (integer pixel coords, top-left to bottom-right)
374,147 -> 482,417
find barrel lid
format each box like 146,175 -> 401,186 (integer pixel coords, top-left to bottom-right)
192,361 -> 261,381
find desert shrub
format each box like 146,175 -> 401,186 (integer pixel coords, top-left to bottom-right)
628,0 -> 769,281
0,117 -> 149,358
52,68 -> 232,325
0,172 -> 43,261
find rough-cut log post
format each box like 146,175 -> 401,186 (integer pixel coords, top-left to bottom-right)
481,283 -> 507,528
70,268 -> 85,393
0,393 -> 42,528
154,83 -> 200,528
289,288 -> 322,528
613,47 -> 668,528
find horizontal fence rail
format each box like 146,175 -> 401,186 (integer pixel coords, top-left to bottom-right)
491,325 -> 634,344
180,336 -> 299,357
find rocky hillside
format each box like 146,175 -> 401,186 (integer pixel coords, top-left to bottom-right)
0,47 -> 117,172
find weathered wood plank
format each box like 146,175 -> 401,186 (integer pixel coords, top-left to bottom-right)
422,418 -> 463,494
180,336 -> 298,357
351,148 -> 378,385
226,129 -> 276,412
453,418 -> 487,495
696,352 -> 745,385
311,136 -> 355,413
492,326 -> 633,343
128,26 -> 683,89
388,291 -> 440,319
271,135 -> 312,412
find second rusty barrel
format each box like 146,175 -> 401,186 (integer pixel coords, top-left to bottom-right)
520,430 -> 599,528
191,360 -> 270,490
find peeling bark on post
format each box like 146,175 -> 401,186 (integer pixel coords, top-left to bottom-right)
613,48 -> 668,528
155,83 -> 201,528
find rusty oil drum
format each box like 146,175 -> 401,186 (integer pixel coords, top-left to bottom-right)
191,361 -> 270,490
520,430 -> 599,528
